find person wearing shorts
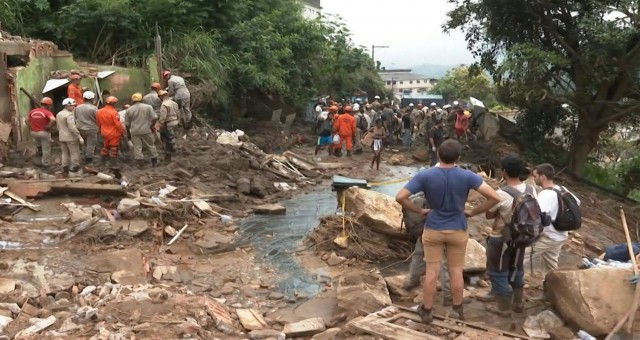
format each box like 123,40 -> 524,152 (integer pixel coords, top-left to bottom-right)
315,110 -> 335,157
369,119 -> 387,170
396,140 -> 499,324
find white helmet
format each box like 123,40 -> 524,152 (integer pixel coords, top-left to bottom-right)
430,102 -> 437,106
374,95 -> 380,99
453,101 -> 460,106
62,98 -> 77,106
83,91 -> 95,100
409,103 -> 414,107
443,104 -> 452,109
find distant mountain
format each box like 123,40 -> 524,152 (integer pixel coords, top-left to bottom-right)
410,63 -> 461,78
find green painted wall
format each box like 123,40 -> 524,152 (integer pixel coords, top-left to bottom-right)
14,54 -> 151,143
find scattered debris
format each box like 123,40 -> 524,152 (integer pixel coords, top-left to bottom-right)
336,270 -> 392,314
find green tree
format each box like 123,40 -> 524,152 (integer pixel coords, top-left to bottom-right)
444,0 -> 640,176
430,65 -> 496,104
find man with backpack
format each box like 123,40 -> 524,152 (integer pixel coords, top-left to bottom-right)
479,155 -> 547,317
525,163 -> 581,300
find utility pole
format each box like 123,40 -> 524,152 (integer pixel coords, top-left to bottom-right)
371,44 -> 389,67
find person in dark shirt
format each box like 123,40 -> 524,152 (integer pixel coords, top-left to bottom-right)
402,113 -> 412,148
427,117 -> 446,166
315,110 -> 335,157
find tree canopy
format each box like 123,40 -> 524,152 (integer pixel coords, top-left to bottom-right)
430,65 -> 496,105
444,0 -> 640,175
1,0 -> 384,114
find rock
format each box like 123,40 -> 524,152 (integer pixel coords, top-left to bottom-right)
121,220 -> 149,237
336,269 -> 392,314
203,297 -> 235,335
55,292 -> 71,301
463,239 -> 486,273
236,308 -> 268,330
388,154 -> 406,165
0,279 -> 15,294
0,303 -> 20,315
412,151 -> 429,162
548,326 -> 576,340
384,275 -> 411,296
343,187 -> 403,237
253,204 -> 286,215
320,253 -> 330,261
80,285 -> 97,297
0,310 -> 11,318
116,198 -> 140,214
174,168 -> 193,178
249,329 -> 286,340
283,317 -> 326,337
311,327 -> 341,340
546,268 -> 640,336
152,267 -> 164,280
268,292 -> 284,300
237,178 -> 251,194
164,225 -> 177,236
326,252 -> 346,266
240,285 -> 257,297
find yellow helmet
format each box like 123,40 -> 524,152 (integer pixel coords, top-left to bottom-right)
131,93 -> 143,102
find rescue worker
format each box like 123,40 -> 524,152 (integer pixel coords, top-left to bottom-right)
74,91 -> 98,164
118,104 -> 132,157
57,98 -> 84,175
67,74 -> 84,105
126,93 -> 159,167
162,70 -> 192,129
27,97 -> 56,168
142,82 -> 163,114
157,90 -> 180,163
96,96 -> 125,167
333,105 -> 356,157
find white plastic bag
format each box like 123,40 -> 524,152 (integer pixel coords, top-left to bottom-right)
332,135 -> 341,144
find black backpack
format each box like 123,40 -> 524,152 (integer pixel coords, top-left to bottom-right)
547,187 -> 581,231
401,196 -> 428,243
502,185 -> 548,248
357,114 -> 368,131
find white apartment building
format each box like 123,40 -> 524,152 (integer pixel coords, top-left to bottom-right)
301,0 -> 321,19
379,69 -> 439,97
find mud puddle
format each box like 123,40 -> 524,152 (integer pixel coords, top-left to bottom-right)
239,166 -> 420,298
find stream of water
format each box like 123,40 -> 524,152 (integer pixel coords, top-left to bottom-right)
239,166 -> 419,298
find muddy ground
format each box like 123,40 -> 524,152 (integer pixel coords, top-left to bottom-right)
0,121 -> 636,339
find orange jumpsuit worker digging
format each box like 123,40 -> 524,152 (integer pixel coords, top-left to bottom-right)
96,96 -> 125,167
333,105 -> 356,157
67,74 -> 84,105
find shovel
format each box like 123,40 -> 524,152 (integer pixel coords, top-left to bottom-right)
333,191 -> 349,248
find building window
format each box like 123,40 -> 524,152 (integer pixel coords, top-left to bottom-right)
416,80 -> 421,84
392,80 -> 397,85
409,81 -> 413,84
386,81 -> 391,85
400,81 -> 404,85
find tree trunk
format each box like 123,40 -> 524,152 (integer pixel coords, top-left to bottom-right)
568,120 -> 606,176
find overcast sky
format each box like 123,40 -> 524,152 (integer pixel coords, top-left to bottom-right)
320,0 -> 475,68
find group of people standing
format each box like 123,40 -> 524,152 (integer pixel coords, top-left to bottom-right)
27,70 -> 192,174
313,96 -> 475,170
396,140 -> 580,323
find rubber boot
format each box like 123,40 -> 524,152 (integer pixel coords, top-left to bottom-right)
108,157 -> 118,169
512,288 -> 524,313
101,156 -> 108,167
452,304 -> 464,321
36,146 -> 43,156
476,291 -> 497,302
417,303 -> 433,324
402,277 -> 421,291
151,157 -> 158,167
485,295 -> 512,317
347,150 -> 352,157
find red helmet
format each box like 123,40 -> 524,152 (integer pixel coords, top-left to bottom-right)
344,106 -> 352,112
329,106 -> 338,112
151,82 -> 162,90
40,97 -> 53,105
162,70 -> 171,79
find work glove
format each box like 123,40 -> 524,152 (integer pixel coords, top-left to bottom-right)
631,275 -> 639,285
78,137 -> 84,145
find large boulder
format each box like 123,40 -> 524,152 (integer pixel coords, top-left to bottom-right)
336,269 -> 392,314
546,268 -> 640,336
344,187 -> 403,238
464,239 -> 487,273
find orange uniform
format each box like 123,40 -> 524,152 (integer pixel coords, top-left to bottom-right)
67,83 -> 84,105
96,105 -> 124,158
333,113 -> 356,151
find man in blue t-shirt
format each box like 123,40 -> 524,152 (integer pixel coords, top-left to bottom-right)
396,139 -> 499,324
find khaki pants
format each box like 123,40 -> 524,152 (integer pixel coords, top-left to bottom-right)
31,131 -> 52,166
131,133 -> 158,160
523,234 -> 564,277
79,129 -> 98,160
60,141 -> 80,169
176,97 -> 192,125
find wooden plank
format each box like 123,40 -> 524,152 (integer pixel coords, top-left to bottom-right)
49,182 -> 126,196
236,308 -> 268,331
3,190 -> 40,211
350,314 -> 439,340
7,182 -> 51,198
